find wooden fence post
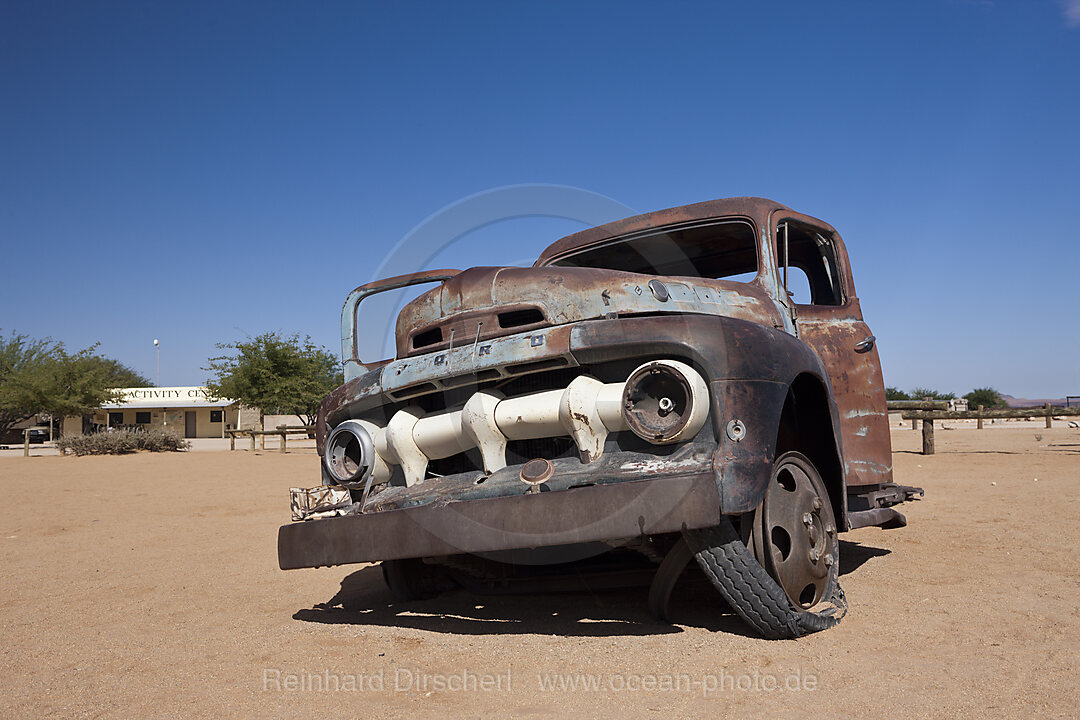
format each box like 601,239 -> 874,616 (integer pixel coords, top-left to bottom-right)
250,431 -> 256,453
279,427 -> 287,454
229,432 -> 235,451
911,418 -> 918,430
977,405 -> 984,430
260,431 -> 266,451
922,418 -> 935,455
1045,402 -> 1053,428
23,428 -> 30,457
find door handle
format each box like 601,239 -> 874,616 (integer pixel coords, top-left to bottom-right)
854,335 -> 876,353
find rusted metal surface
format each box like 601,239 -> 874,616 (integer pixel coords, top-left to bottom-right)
278,471 -> 723,569
287,196 -> 908,573
362,440 -> 714,512
391,265 -> 783,362
847,507 -> 907,530
519,458 -> 554,487
797,309 -> 893,487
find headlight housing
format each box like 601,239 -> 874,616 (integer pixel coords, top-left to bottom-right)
324,419 -> 376,487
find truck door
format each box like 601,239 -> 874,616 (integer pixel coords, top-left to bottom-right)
774,217 -> 893,488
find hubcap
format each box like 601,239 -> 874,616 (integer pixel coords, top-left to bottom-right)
758,454 -> 838,608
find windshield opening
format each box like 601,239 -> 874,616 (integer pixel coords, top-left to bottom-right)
549,219 -> 758,281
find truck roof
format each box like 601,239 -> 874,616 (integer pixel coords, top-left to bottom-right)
535,196 -> 836,267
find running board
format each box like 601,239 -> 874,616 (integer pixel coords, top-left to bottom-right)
847,483 -> 924,530
848,507 -> 908,530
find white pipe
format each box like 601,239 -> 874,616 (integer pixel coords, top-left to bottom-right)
412,409 -> 472,460
494,389 -> 566,440
596,382 -> 627,432
353,361 -> 708,487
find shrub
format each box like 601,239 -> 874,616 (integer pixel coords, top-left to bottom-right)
964,387 -> 1008,409
909,387 -> 956,401
57,428 -> 190,456
885,387 -> 911,401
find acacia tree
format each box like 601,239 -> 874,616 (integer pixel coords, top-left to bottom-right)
964,387 -> 1008,409
79,356 -> 150,388
0,332 -> 58,434
0,331 -> 144,435
38,349 -> 148,422
204,332 -> 342,428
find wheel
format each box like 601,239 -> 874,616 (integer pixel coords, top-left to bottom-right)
752,451 -> 839,609
683,451 -> 846,639
381,558 -> 452,602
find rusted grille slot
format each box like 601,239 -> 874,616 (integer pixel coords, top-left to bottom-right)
412,327 -> 443,349
388,382 -> 438,401
505,357 -> 570,375
498,308 -> 545,328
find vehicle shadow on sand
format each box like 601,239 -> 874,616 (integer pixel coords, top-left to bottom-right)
292,540 -> 889,638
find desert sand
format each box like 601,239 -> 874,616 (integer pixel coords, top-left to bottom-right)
1,425 -> 1077,719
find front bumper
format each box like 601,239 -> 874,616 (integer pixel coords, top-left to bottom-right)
278,470 -> 722,569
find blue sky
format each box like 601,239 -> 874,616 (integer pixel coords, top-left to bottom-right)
1,0 -> 1078,398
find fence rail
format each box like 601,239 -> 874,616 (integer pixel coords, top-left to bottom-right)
895,403 -> 1080,455
226,425 -> 315,453
886,400 -> 950,411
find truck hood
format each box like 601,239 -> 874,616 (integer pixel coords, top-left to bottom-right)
392,265 -> 777,359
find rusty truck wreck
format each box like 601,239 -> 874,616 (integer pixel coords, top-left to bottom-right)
279,197 -> 922,639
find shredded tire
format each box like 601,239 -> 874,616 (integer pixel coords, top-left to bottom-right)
683,517 -> 846,639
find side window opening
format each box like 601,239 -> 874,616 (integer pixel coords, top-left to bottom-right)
551,219 -> 759,282
778,222 -> 843,306
785,266 -> 813,304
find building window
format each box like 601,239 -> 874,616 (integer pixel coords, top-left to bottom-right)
108,412 -> 124,427
210,410 -> 223,423
135,411 -> 151,424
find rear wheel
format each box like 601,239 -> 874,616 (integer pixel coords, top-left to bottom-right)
683,451 -> 845,639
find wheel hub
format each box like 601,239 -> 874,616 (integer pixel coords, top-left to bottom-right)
756,454 -> 838,609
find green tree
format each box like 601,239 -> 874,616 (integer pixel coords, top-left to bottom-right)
885,387 -> 911,401
204,332 -> 342,427
0,331 -> 59,434
964,387 -> 1008,409
909,387 -> 956,401
81,356 -> 150,388
38,347 -> 131,421
0,331 -> 128,435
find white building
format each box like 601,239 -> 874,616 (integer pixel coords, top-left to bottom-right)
89,386 -> 241,438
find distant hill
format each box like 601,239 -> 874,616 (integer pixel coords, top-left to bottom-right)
1001,394 -> 1069,408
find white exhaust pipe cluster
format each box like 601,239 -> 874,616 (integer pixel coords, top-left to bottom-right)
324,359 -> 709,489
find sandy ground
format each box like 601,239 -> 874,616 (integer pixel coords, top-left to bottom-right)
1,426 -> 1077,719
